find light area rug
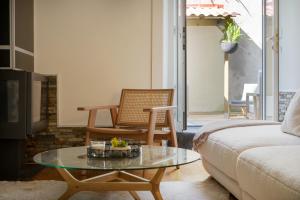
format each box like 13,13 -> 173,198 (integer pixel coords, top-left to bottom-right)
0,177 -> 230,200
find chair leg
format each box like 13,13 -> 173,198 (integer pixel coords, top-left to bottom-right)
227,105 -> 231,119
85,131 -> 90,146
167,110 -> 178,147
169,131 -> 178,147
241,107 -> 248,118
147,112 -> 157,145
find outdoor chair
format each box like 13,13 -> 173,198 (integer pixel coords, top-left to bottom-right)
228,83 -> 259,119
78,89 -> 178,147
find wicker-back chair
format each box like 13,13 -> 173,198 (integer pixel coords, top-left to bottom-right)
78,89 -> 178,147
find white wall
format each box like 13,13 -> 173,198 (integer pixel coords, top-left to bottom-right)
187,26 -> 224,113
35,0 -> 165,126
279,0 -> 300,91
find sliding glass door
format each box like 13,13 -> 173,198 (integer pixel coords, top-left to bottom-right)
174,0 -> 280,126
278,0 -> 300,121
176,0 -> 187,131
264,0 -> 279,121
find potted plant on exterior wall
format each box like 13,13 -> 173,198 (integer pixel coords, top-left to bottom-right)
220,17 -> 241,53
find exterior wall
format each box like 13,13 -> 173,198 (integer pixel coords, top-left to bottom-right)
228,0 -> 263,101
34,0 -> 165,127
187,25 -> 224,113
228,30 -> 262,100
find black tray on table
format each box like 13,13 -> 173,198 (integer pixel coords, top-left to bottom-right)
87,143 -> 141,159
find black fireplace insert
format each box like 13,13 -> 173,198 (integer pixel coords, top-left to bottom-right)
0,70 -> 49,139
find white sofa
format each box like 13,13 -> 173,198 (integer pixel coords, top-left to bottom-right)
199,124 -> 300,200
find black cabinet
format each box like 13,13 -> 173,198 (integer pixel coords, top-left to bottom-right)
0,0 -> 10,45
0,0 -> 36,180
15,0 -> 34,52
0,0 -> 11,68
0,0 -> 34,72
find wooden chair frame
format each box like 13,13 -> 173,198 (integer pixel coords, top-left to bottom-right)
78,89 -> 178,147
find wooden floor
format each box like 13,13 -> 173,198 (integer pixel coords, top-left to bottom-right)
33,160 -> 209,182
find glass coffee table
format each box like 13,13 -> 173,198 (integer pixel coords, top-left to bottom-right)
34,145 -> 200,200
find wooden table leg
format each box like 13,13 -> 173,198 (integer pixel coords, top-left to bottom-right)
116,175 -> 141,200
150,168 -> 166,200
56,168 -> 166,200
56,168 -> 81,200
58,187 -> 78,200
128,191 -> 141,200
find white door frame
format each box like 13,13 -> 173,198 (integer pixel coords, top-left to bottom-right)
262,0 -> 279,121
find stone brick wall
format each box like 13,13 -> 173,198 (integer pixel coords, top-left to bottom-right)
279,91 -> 296,122
25,76 -> 86,163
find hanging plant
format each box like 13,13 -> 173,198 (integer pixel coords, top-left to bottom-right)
220,17 -> 241,53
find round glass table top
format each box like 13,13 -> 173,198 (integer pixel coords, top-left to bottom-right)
33,145 -> 200,170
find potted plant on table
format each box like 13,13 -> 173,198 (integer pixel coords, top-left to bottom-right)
220,17 -> 241,53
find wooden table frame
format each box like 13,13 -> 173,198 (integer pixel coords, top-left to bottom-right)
57,167 -> 166,200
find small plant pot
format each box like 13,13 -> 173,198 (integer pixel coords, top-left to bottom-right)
220,42 -> 238,54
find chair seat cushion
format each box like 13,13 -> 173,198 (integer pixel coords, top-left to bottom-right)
199,125 -> 300,180
237,146 -> 300,200
229,100 -> 246,106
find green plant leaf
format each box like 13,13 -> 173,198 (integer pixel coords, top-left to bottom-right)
221,17 -> 241,43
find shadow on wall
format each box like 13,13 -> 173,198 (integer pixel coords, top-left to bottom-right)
228,29 -> 262,101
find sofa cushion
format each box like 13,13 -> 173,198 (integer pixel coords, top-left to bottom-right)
281,90 -> 300,136
237,146 -> 300,200
199,125 -> 300,180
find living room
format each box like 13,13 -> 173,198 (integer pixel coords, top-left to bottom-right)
0,0 -> 299,200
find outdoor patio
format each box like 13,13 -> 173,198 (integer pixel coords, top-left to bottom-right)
186,0 -> 266,127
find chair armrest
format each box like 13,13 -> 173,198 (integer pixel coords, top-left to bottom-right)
144,106 -> 177,145
246,93 -> 260,97
143,106 -> 176,112
246,93 -> 260,105
77,105 -> 119,111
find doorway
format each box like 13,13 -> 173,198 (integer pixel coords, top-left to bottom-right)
184,1 -> 265,129
171,0 -> 278,131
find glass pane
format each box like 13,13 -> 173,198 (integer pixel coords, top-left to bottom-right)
0,80 -> 19,123
33,146 -> 200,170
278,0 -> 300,121
228,0 -> 263,120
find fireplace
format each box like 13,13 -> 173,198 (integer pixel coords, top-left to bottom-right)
0,69 -> 48,180
0,70 -> 48,138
